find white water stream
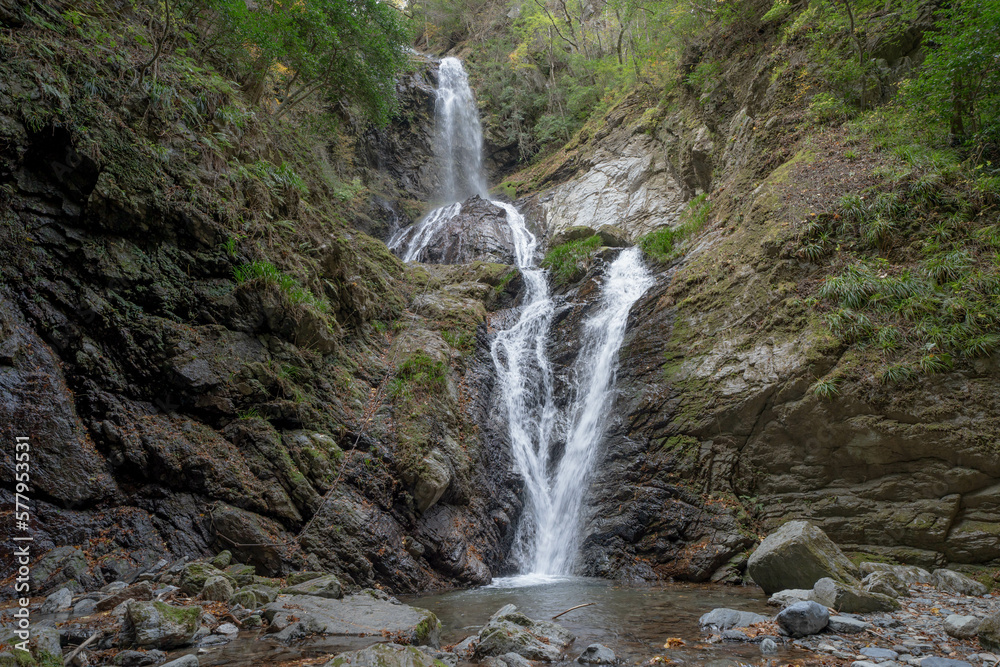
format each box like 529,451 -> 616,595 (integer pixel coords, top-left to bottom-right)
392,56 -> 654,579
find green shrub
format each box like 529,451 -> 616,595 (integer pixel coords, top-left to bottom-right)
542,235 -> 602,286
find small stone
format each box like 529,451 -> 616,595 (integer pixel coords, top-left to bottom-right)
577,644 -> 616,664
776,601 -> 829,638
760,638 -> 778,655
828,615 -> 871,634
40,587 -> 73,613
919,658 -> 974,667
851,662 -> 881,667
944,615 -> 981,640
113,649 -> 166,666
211,551 -> 233,569
102,581 -> 130,593
161,656 -> 200,667
860,647 -> 899,659
214,623 -> 239,635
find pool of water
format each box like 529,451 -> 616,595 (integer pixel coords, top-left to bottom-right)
402,576 -> 807,666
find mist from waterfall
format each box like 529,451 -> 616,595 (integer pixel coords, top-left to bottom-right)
391,56 -> 655,581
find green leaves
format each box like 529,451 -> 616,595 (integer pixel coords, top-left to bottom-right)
187,0 -> 408,125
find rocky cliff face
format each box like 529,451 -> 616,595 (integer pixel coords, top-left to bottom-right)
517,24 -> 999,581
0,21 -> 522,595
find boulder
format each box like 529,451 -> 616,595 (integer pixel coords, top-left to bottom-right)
861,571 -> 908,598
474,604 -> 575,662
96,582 -> 154,612
179,562 -> 230,596
416,647 -> 458,667
698,608 -> 770,630
74,598 -> 98,616
482,654 -> 533,667
931,569 -> 988,596
324,643 -> 448,667
828,615 -> 871,634
859,562 -> 933,585
776,601 -> 829,638
211,551 -> 233,569
978,611 -> 1000,651
577,644 -> 617,664
230,584 -> 278,608
279,574 -> 343,599
161,656 -> 200,667
113,649 -> 167,666
124,601 -> 202,649
0,626 -> 62,667
200,576 -> 235,602
264,592 -> 440,646
286,571 -> 324,586
39,587 -> 73,613
747,521 -> 861,594
944,614 -> 981,639
767,589 -> 816,608
813,577 -> 900,613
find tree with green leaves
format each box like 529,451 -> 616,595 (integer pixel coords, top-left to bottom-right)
904,0 -> 1000,158
187,0 -> 410,124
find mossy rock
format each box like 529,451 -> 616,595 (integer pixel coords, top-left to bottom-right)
125,601 -> 202,649
180,562 -> 231,595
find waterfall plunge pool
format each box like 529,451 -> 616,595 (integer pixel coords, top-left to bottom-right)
403,577 -> 815,666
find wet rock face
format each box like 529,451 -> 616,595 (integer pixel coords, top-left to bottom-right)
0,53 -> 522,595
394,196 -> 516,265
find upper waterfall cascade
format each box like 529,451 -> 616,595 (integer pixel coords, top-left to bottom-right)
392,57 -> 654,579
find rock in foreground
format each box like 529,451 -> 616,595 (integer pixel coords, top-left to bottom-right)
324,643 -> 447,667
776,601 -> 829,638
747,521 -> 861,595
264,591 -> 440,646
474,604 -> 574,662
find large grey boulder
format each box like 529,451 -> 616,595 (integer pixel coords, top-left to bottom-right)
859,562 -> 933,585
776,601 -> 829,638
324,643 -> 448,667
279,574 -> 343,599
698,608 -> 770,630
264,592 -> 440,646
931,569 -> 988,596
944,614 -> 981,639
813,577 -> 900,613
747,521 -> 861,594
474,604 -> 574,662
124,601 -> 202,649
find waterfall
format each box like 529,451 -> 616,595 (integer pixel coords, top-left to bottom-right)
526,247 -> 654,575
392,56 -> 655,580
388,57 -> 488,260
